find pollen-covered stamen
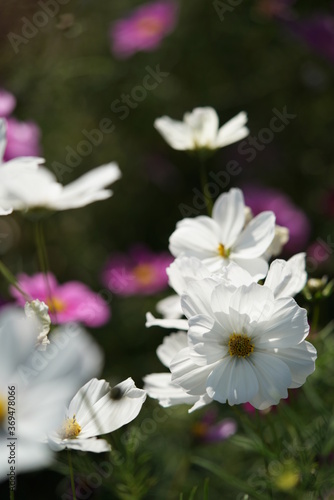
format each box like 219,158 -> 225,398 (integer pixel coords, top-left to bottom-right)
61,414 -> 81,439
0,395 -> 7,424
218,243 -> 230,258
228,333 -> 254,358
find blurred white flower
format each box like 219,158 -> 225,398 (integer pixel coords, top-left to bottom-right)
48,378 -> 146,453
154,107 -> 249,151
169,188 -> 276,278
24,299 -> 51,350
170,278 -> 316,410
0,307 -> 103,481
0,119 -> 121,215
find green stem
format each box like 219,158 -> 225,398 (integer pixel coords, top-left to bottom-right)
67,450 -> 77,500
198,157 -> 213,216
311,302 -> 320,333
34,221 -> 57,321
0,259 -> 30,301
9,488 -> 15,500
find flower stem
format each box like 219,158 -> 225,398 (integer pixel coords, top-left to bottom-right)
9,488 -> 15,500
34,220 -> 57,320
198,157 -> 213,216
67,450 -> 77,500
0,259 -> 30,301
311,302 -> 320,333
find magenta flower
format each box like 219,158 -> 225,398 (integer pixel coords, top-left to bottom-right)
110,1 -> 178,59
10,273 -> 110,327
0,88 -> 42,161
192,410 -> 237,444
4,117 -> 41,161
102,245 -> 173,296
291,14 -> 334,65
0,89 -> 16,117
243,184 -> 311,254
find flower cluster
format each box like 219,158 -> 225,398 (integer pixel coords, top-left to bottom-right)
144,110 -> 317,412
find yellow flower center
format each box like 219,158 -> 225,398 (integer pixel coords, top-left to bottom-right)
137,17 -> 164,36
218,243 -> 230,258
0,395 -> 7,424
46,297 -> 66,313
61,415 -> 81,439
228,333 -> 254,358
132,264 -> 156,285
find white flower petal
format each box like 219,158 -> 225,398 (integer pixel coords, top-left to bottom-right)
255,296 -> 309,347
154,116 -> 193,150
233,211 -> 276,258
78,378 -> 146,438
274,341 -> 316,388
212,189 -> 245,248
169,216 -> 220,259
157,332 -> 188,367
206,357 -> 259,405
181,278 -> 219,319
156,294 -> 183,319
145,312 -> 188,330
184,107 -> 219,148
143,372 -> 200,407
215,111 -> 249,148
265,253 -> 307,299
249,353 -> 291,409
170,347 -> 216,395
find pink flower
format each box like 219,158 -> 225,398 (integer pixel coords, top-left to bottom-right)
0,88 -> 42,161
4,117 -> 41,161
192,409 -> 237,444
110,1 -> 178,59
0,89 -> 16,117
102,245 -> 173,296
243,184 -> 311,254
10,273 -> 110,327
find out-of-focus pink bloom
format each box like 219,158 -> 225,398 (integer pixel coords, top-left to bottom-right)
10,273 -> 110,327
243,185 -> 311,255
0,89 -> 16,117
291,14 -> 334,64
192,409 -> 237,444
307,241 -> 331,266
102,245 -> 173,296
0,88 -> 42,161
110,1 -> 178,59
4,117 -> 41,161
256,0 -> 296,20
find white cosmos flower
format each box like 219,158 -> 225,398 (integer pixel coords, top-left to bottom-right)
0,119 -> 121,215
48,378 -> 146,453
170,279 -> 316,410
143,332 -> 212,413
169,188 -> 276,278
154,107 -> 249,151
0,307 -> 103,481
